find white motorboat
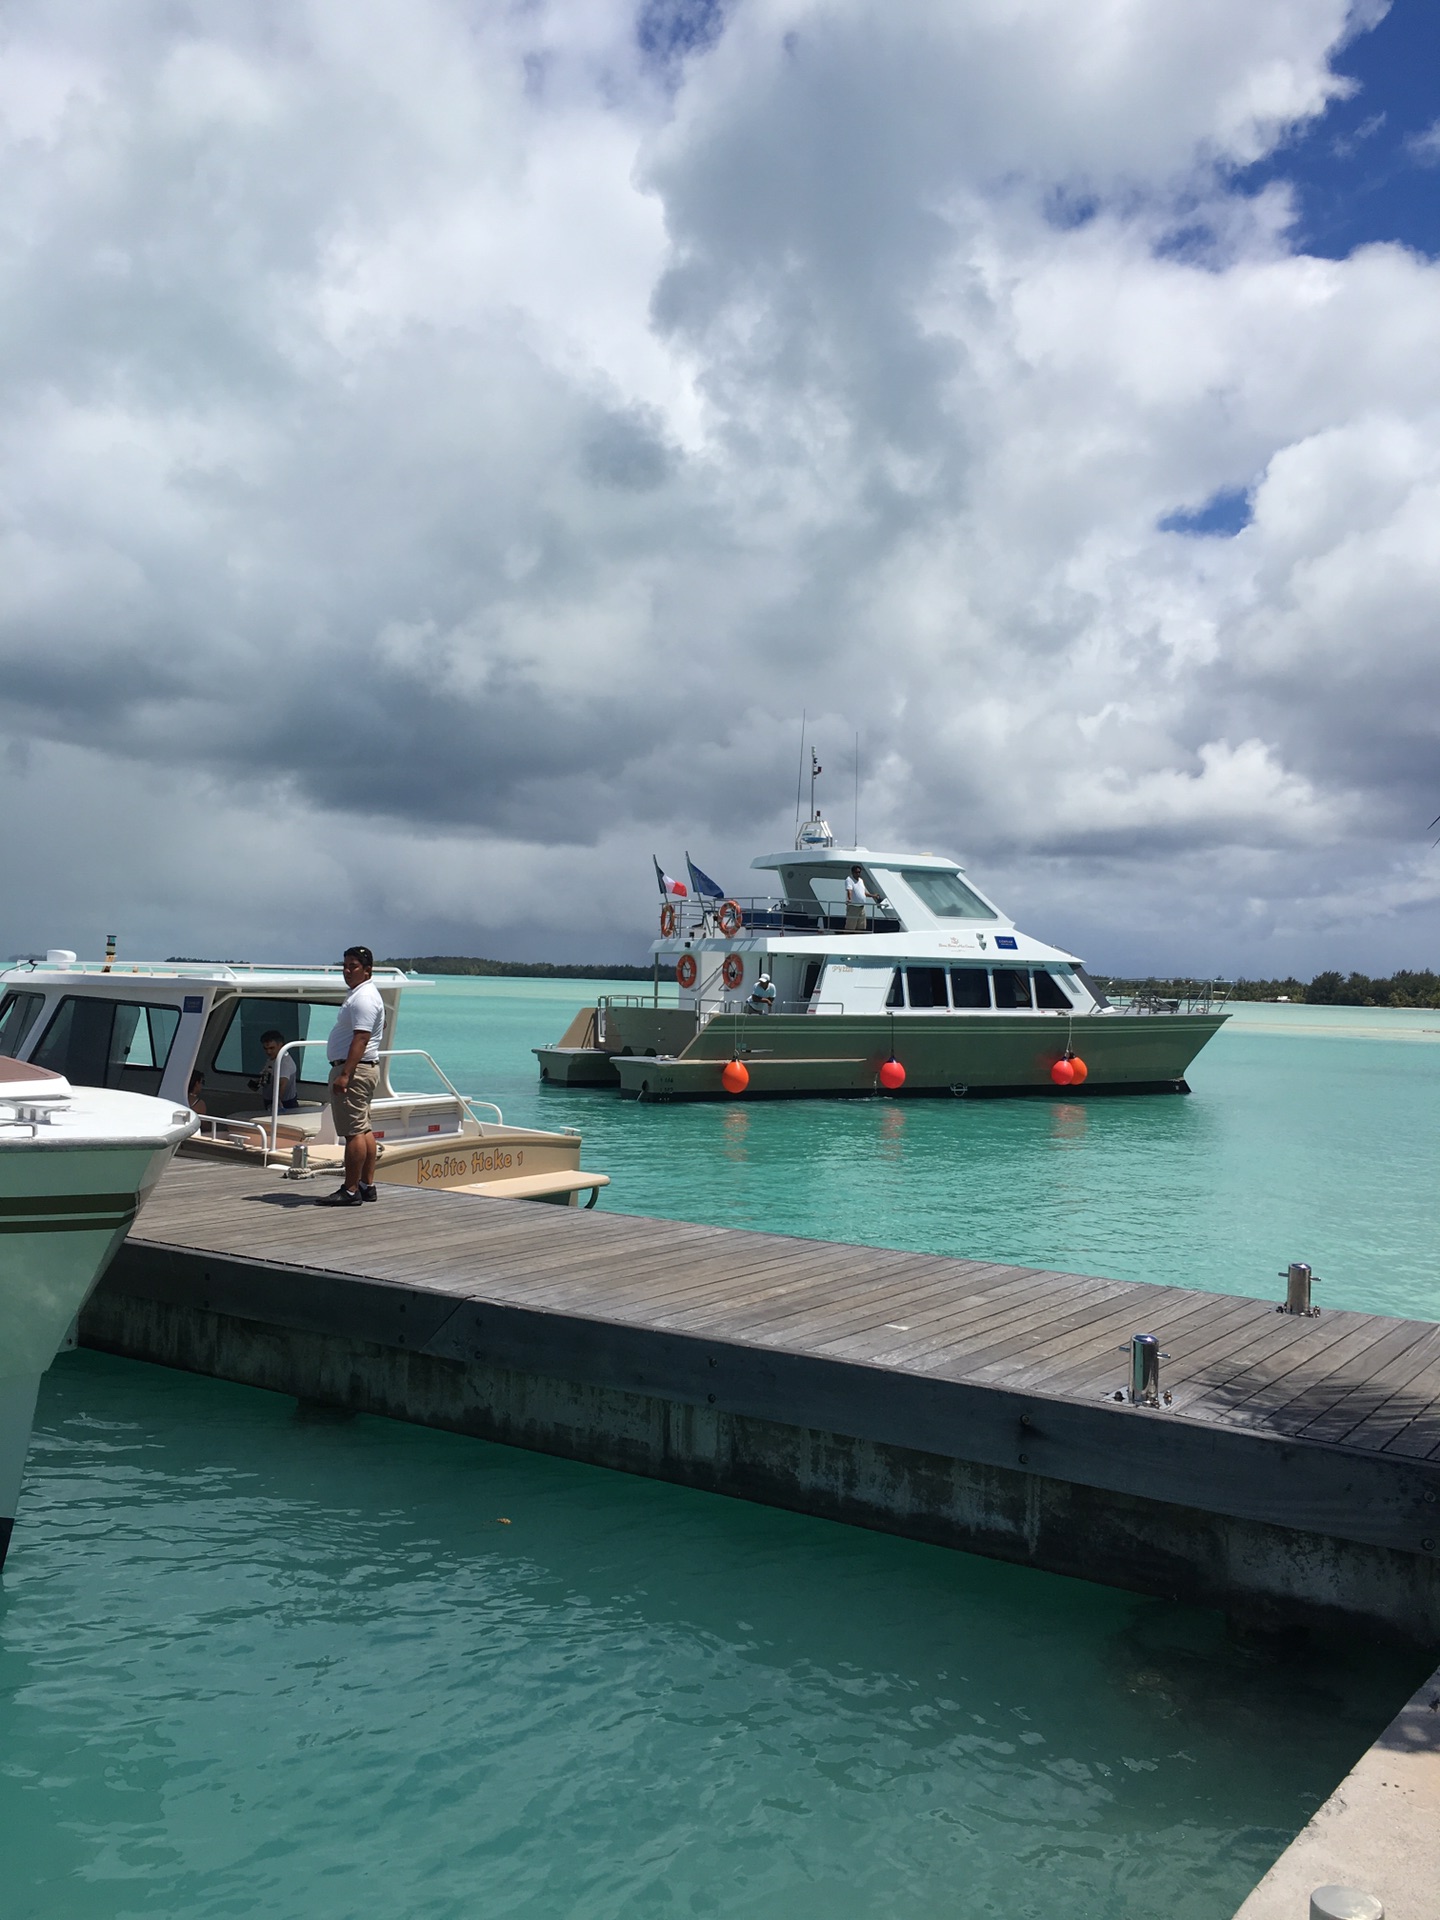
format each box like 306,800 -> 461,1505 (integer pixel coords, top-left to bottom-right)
0,954 -> 607,1205
0,1056 -> 196,1568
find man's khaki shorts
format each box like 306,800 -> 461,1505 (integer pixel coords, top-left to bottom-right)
330,1060 -> 379,1137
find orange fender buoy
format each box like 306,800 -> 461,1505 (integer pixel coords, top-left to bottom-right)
722,1058 -> 749,1094
1068,1055 -> 1088,1085
878,1058 -> 906,1090
677,953 -> 698,989
1050,1057 -> 1075,1086
721,952 -> 744,990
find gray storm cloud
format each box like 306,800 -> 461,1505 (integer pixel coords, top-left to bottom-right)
2,0 -> 1438,974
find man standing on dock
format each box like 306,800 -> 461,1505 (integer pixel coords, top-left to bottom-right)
316,945 -> 385,1208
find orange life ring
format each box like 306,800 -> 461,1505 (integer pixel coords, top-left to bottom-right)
721,952 -> 744,990
660,902 -> 677,937
676,953 -> 698,989
717,899 -> 743,937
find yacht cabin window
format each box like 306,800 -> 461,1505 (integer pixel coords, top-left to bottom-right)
905,967 -> 949,1009
990,968 -> 1034,1011
31,996 -> 182,1093
898,870 -> 995,920
0,990 -> 44,1057
949,968 -> 991,1009
1033,969 -> 1073,1010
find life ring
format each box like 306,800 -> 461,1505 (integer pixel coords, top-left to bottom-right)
676,953 -> 698,989
660,903 -> 677,937
717,899 -> 743,937
721,952 -> 744,990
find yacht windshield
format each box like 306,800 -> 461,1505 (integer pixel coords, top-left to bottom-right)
900,870 -> 995,920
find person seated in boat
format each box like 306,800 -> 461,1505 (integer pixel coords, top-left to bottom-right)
248,1030 -> 300,1111
187,1069 -> 207,1114
746,972 -> 776,1015
844,865 -> 878,932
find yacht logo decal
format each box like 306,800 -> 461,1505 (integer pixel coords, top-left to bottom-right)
996,935 -> 1018,950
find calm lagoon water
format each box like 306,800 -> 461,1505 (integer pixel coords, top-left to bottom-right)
5,983 -> 1437,1918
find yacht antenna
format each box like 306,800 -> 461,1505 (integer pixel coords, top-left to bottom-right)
794,710 -> 807,831
809,748 -> 822,821
853,732 -> 859,848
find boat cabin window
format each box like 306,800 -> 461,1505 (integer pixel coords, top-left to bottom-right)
898,869 -> 995,920
949,968 -> 991,1009
1033,969 -> 1073,1010
31,996 -> 182,1094
885,970 -> 904,1009
0,990 -> 44,1058
991,968 -> 1034,1010
208,998 -> 336,1088
801,961 -> 822,1004
905,966 -> 949,1009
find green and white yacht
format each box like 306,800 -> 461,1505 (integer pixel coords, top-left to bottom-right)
536,813 -> 1228,1101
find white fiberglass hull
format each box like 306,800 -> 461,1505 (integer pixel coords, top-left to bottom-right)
0,1079 -> 196,1567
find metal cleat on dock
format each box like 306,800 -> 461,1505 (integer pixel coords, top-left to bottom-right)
1113,1331 -> 1172,1407
1278,1261 -> 1322,1315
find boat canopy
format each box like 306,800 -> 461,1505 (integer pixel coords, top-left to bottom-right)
748,848 -> 1011,933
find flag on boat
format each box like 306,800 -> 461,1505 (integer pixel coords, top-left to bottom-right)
685,855 -> 725,900
653,856 -> 688,898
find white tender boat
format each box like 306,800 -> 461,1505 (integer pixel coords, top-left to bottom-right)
537,811 -> 1229,1100
0,1056 -> 196,1567
0,955 -> 607,1204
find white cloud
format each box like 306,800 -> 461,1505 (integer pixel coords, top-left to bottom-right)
1,0 -> 1437,976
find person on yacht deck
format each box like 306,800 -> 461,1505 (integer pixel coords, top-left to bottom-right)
747,972 -> 776,1015
844,865 -> 877,933
316,946 -> 385,1208
250,1030 -> 299,1112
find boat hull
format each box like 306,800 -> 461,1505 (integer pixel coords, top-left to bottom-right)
0,1135 -> 180,1562
598,1011 -> 1226,1100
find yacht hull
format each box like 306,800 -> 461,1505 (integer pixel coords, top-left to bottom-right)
592,1011 -> 1226,1100
0,1137 -> 179,1566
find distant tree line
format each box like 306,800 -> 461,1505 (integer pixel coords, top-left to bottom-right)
1102,970 -> 1440,1008
384,954 -> 652,980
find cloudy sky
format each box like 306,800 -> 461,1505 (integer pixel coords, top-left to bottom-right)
3,0 -> 1439,975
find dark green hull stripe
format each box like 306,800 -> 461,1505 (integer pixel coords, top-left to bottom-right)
0,1193 -> 138,1218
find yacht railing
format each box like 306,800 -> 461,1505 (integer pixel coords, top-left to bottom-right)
1103,980 -> 1234,1016
658,896 -> 902,937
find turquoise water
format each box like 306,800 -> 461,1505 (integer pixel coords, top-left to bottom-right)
4,982 -> 1437,1918
4,1352 -> 1426,1920
398,981 -> 1440,1323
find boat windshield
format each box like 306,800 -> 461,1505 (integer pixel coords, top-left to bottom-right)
899,869 -> 995,920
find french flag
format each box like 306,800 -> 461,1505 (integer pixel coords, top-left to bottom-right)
653,855 -> 688,897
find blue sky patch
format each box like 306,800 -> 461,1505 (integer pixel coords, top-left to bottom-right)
1159,487 -> 1253,538
1237,0 -> 1440,259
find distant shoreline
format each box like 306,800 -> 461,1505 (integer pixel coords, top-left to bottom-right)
384,955 -> 653,981
1103,969 -> 1440,1009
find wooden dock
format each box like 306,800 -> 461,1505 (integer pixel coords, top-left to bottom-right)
83,1159 -> 1440,1643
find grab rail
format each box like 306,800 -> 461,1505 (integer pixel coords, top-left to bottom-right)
263,1040 -> 503,1153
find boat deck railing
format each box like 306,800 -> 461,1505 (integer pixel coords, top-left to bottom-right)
660,897 -> 903,937
1106,981 -> 1234,1016
198,1040 -> 505,1164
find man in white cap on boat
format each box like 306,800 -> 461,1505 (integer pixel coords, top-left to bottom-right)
747,972 -> 776,1015
316,945 -> 385,1208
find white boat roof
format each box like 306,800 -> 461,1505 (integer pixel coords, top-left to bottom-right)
0,961 -> 414,993
750,846 -> 971,872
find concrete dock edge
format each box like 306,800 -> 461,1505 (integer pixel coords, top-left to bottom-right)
1230,1661 -> 1440,1920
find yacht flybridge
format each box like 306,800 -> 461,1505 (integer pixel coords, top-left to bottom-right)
0,957 -> 606,1204
0,1058 -> 196,1568
536,813 -> 1228,1100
